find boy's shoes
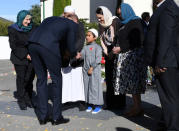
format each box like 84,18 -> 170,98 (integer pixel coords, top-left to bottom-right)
86,106 -> 93,112
92,107 -> 102,114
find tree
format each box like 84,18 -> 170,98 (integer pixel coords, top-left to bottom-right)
29,4 -> 41,26
0,18 -> 13,36
53,0 -> 71,16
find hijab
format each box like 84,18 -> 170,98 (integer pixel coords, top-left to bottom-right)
11,10 -> 32,32
120,3 -> 139,24
98,6 -> 117,28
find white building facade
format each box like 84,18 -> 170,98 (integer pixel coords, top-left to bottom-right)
41,0 -> 153,21
0,36 -> 11,59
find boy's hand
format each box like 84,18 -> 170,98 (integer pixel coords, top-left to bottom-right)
27,54 -> 31,61
88,67 -> 93,75
76,52 -> 81,59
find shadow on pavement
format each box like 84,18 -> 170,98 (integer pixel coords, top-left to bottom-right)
116,127 -> 133,131
109,95 -> 162,131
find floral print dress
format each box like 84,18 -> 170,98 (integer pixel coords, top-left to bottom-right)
114,48 -> 147,95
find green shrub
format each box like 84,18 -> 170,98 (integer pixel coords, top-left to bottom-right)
53,0 -> 71,16
79,19 -> 100,45
0,20 -> 13,36
29,5 -> 41,26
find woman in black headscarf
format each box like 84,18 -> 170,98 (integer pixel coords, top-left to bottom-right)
8,10 -> 36,110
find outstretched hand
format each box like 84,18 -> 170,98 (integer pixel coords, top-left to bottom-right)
112,47 -> 121,54
27,54 -> 31,61
76,52 -> 81,59
155,66 -> 167,74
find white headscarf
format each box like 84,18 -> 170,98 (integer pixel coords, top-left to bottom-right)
98,6 -> 117,28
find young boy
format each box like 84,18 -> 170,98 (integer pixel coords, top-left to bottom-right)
76,28 -> 104,114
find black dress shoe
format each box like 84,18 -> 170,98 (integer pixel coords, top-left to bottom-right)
18,101 -> 27,110
38,117 -> 51,125
155,121 -> 167,131
26,101 -> 33,108
39,119 -> 47,125
19,104 -> 27,110
78,103 -> 86,111
51,117 -> 70,125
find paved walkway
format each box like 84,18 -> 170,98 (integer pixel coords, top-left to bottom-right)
0,60 -> 162,131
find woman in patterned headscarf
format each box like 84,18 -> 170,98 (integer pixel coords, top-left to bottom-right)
114,3 -> 147,117
8,10 -> 36,110
96,6 -> 126,110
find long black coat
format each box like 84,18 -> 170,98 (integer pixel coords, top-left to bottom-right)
144,0 -> 179,68
8,26 -> 36,65
114,19 -> 144,53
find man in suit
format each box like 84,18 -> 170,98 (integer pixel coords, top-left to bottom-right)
144,0 -> 179,130
141,12 -> 150,37
26,16 -> 78,125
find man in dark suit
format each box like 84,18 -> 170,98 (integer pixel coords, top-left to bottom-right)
141,12 -> 150,37
26,16 -> 78,125
144,0 -> 179,130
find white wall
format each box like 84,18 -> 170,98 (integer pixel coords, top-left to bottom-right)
40,0 -> 53,21
71,0 -> 90,20
124,0 -> 153,17
0,36 -> 11,59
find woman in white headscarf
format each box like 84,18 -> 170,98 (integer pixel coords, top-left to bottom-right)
96,6 -> 126,109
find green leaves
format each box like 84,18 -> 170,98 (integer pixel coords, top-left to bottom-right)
0,18 -> 13,36
29,5 -> 41,26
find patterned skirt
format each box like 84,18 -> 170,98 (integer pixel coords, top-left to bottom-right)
114,48 -> 147,95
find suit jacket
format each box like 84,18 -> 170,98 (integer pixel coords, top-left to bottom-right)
8,25 -> 36,65
144,0 -> 179,68
27,16 -> 78,59
70,22 -> 85,68
141,19 -> 149,37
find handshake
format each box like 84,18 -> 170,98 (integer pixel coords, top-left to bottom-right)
76,52 -> 82,59
75,52 -> 93,75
